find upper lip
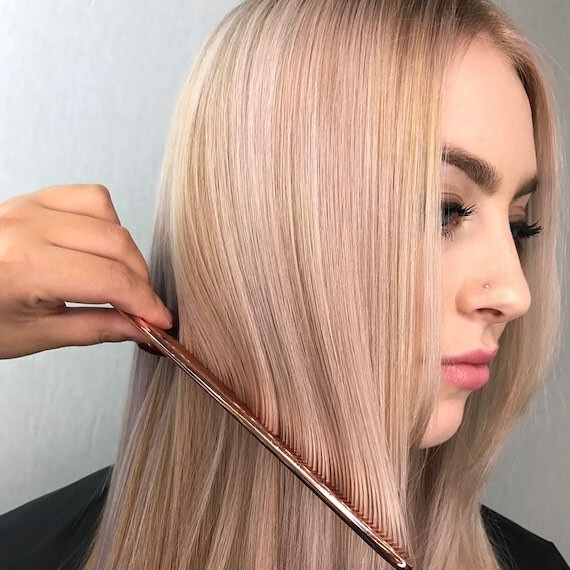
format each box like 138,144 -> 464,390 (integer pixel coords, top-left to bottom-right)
441,348 -> 498,365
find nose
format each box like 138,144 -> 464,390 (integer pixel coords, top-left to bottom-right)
457,232 -> 532,324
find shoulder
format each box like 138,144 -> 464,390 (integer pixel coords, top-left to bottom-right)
0,465 -> 113,570
481,504 -> 569,570
2,472 -> 568,570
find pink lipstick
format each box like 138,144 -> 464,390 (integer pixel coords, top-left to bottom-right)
441,348 -> 497,390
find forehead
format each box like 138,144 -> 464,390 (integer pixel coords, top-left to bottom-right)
440,37 -> 537,180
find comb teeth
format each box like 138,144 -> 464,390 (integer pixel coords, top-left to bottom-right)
322,480 -> 414,563
120,310 -> 416,568
269,425 -> 415,565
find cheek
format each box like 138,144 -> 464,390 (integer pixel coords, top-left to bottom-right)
442,250 -> 462,297
441,252 -> 460,327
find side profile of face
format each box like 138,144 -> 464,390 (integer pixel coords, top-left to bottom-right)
420,36 -> 536,449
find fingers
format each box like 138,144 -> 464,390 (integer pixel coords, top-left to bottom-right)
32,204 -> 151,284
27,183 -> 122,224
32,244 -> 172,330
0,183 -> 175,358
36,306 -> 153,348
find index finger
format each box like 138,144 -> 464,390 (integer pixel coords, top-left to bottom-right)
29,184 -> 122,225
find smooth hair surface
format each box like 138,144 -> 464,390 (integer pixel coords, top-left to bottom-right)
82,0 -> 565,568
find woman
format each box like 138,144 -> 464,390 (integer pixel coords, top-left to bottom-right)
0,0 -> 568,568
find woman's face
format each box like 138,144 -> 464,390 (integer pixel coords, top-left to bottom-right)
420,37 -> 536,449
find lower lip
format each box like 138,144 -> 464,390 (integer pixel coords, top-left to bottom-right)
441,363 -> 490,390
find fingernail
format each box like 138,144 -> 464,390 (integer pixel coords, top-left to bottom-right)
137,342 -> 165,356
138,309 -> 178,355
167,308 -> 179,330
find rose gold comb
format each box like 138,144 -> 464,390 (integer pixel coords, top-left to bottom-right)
116,307 -> 415,569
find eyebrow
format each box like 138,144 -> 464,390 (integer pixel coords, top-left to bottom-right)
441,144 -> 539,200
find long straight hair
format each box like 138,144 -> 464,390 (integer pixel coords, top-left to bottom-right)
81,0 -> 566,568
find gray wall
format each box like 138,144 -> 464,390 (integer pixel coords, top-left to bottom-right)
0,0 -> 568,560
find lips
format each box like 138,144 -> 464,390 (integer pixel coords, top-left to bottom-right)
441,348 -> 498,366
441,362 -> 490,390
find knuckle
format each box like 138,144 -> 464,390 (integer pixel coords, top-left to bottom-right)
17,274 -> 48,310
0,197 -> 25,225
110,261 -> 135,291
0,210 -> 25,262
97,329 -> 116,344
91,183 -> 111,200
110,225 -> 133,252
89,184 -> 114,213
141,264 -> 151,283
0,210 -> 19,235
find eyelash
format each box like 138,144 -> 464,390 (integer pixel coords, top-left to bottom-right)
441,201 -> 543,254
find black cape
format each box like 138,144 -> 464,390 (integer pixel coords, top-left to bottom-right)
0,465 -> 568,569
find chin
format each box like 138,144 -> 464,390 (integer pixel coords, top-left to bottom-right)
419,396 -> 468,449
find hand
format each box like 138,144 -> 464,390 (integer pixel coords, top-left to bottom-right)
0,184 -> 173,359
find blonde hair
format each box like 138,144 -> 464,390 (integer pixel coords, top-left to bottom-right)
82,0 -> 566,568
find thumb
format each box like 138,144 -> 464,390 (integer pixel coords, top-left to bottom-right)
40,306 -> 151,348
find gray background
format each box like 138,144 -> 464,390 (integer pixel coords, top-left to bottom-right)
0,0 -> 568,560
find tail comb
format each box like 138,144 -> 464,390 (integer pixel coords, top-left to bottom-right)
117,308 -> 415,569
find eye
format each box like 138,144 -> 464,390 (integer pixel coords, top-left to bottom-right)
441,200 -> 543,254
509,220 -> 543,253
441,201 -> 476,239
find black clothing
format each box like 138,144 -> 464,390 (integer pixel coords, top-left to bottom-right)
0,465 -> 568,569
0,467 -> 110,570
